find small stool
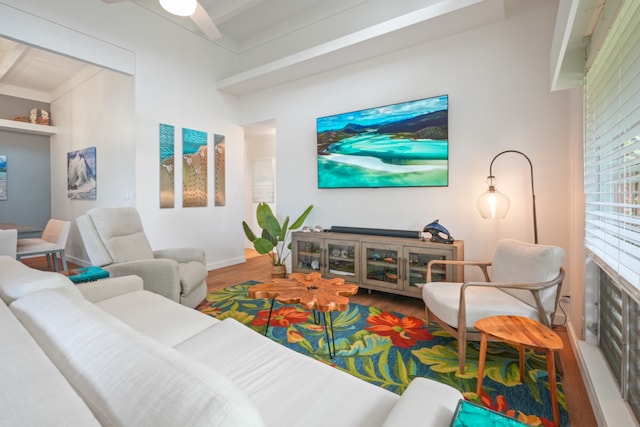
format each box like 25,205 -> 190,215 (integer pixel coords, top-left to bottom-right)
475,315 -> 563,427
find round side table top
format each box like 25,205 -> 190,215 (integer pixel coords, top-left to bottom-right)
474,315 -> 563,351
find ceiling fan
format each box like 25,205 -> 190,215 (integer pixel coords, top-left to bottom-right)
102,0 -> 221,41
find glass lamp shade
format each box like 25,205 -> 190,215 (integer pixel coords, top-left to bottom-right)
476,179 -> 510,219
159,0 -> 197,16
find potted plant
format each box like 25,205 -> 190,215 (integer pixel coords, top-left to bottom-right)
242,203 -> 314,278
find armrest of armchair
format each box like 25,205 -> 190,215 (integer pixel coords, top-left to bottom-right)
459,268 -> 565,328
153,247 -> 206,265
426,260 -> 491,283
104,259 -> 181,302
381,378 -> 463,427
77,275 -> 144,303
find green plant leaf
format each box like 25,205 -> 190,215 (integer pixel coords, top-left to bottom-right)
290,204 -> 314,229
253,237 -> 275,254
242,221 -> 257,242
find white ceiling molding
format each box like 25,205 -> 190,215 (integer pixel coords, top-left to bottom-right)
0,2 -> 135,76
550,0 -> 624,91
217,0 -> 505,96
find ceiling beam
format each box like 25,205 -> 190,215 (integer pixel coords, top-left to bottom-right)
0,42 -> 28,81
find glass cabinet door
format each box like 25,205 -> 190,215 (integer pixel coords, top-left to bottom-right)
293,237 -> 322,273
404,248 -> 449,291
325,239 -> 359,280
362,243 -> 402,290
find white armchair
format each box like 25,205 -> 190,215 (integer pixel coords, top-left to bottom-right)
422,238 -> 565,374
76,207 -> 208,308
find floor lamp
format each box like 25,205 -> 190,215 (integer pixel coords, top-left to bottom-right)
475,150 -> 538,244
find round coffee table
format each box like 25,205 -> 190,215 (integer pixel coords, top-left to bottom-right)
474,315 -> 563,427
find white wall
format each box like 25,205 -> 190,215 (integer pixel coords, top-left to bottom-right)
0,0 -> 247,269
240,1 -> 578,281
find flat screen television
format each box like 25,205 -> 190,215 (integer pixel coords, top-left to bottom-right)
316,94 -> 448,188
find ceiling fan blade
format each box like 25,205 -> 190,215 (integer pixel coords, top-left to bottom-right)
190,2 -> 222,41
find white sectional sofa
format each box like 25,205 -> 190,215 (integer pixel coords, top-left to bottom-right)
0,256 -> 463,427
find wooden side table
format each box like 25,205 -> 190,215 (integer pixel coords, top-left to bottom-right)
474,315 -> 564,427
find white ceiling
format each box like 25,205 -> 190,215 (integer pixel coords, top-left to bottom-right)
0,0 -> 600,99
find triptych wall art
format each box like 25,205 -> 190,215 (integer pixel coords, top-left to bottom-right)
159,123 -> 226,209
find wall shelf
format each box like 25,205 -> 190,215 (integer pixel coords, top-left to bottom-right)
0,118 -> 58,136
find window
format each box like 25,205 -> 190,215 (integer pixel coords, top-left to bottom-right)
584,1 -> 640,421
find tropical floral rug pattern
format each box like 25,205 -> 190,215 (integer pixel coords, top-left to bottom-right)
196,282 -> 568,427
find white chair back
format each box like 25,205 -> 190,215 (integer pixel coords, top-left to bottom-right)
0,229 -> 17,258
491,238 -> 565,314
41,219 -> 71,247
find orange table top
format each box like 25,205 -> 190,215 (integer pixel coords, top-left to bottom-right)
474,315 -> 563,351
248,272 -> 358,313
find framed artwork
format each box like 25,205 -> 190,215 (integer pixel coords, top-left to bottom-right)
214,133 -> 226,206
67,147 -> 96,199
0,155 -> 6,201
159,123 -> 175,208
182,128 -> 208,207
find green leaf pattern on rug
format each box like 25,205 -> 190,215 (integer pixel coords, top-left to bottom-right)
195,283 -> 569,426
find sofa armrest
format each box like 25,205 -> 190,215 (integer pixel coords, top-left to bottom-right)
77,275 -> 144,303
381,378 -> 463,427
154,247 -> 206,265
104,259 -> 181,302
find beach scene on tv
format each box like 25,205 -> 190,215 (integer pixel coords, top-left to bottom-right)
317,95 -> 448,188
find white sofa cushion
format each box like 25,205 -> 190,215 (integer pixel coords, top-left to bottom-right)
0,255 -> 82,304
176,318 -> 400,427
381,378 -> 463,427
10,288 -> 264,427
95,289 -> 220,347
0,300 -> 100,426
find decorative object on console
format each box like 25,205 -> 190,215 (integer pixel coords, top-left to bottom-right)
242,203 -> 314,278
422,219 -> 454,244
317,95 -> 449,188
476,150 -> 538,243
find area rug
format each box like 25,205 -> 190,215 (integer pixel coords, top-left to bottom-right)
196,282 -> 569,427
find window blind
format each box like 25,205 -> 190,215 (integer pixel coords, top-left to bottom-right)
584,0 -> 640,291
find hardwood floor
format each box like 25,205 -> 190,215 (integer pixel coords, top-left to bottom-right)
23,252 -> 597,426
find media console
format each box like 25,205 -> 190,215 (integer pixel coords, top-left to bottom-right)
291,231 -> 464,298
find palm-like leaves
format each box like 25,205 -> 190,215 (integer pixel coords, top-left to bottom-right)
242,203 -> 313,265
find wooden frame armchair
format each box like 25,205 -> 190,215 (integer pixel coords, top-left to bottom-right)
422,238 -> 565,374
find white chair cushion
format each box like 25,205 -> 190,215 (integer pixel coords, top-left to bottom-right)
11,288 -> 264,427
87,207 -> 154,262
422,282 -> 539,329
491,238 -> 565,312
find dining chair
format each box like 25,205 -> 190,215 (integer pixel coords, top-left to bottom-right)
16,219 -> 71,271
0,229 -> 18,258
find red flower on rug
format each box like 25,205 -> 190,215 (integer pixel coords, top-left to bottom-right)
365,311 -> 434,348
252,306 -> 311,328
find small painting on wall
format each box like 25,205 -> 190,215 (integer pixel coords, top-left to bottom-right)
214,133 -> 225,206
0,155 -> 6,201
182,128 -> 208,207
159,123 -> 175,208
67,147 -> 96,199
